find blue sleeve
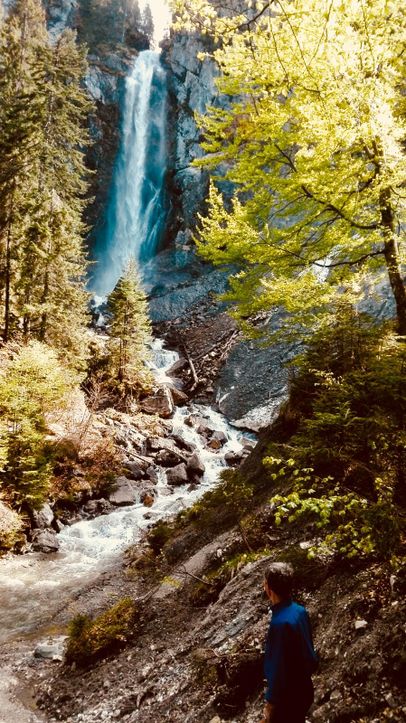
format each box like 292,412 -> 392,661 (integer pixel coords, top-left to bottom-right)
264,622 -> 289,703
301,610 -> 319,674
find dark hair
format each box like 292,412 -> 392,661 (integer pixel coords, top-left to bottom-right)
265,562 -> 294,599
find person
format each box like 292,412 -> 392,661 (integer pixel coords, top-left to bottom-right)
261,562 -> 318,723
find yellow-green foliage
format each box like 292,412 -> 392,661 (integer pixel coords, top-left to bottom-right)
0,341 -> 77,510
263,314 -> 405,560
65,598 -> 138,667
173,0 -> 406,335
0,499 -> 23,552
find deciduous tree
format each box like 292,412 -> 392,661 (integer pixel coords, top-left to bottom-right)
173,0 -> 406,336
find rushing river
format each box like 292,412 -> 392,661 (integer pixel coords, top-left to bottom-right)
0,343 -> 248,645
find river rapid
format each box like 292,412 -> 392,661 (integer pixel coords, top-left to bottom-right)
0,342 -> 249,647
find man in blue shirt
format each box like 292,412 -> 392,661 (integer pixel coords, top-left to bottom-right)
261,562 -> 318,723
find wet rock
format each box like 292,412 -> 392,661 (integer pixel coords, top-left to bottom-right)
196,423 -> 214,438
170,434 -> 196,453
185,413 -> 205,428
212,430 -> 228,445
207,438 -> 223,450
187,452 -> 205,477
169,386 -> 189,406
31,529 -> 60,553
145,466 -> 159,484
167,358 -> 188,376
31,503 -> 54,529
141,388 -> 174,418
124,458 -> 149,481
224,451 -> 243,466
109,477 -> 136,506
166,463 -> 189,487
155,449 -> 185,467
141,493 -> 154,508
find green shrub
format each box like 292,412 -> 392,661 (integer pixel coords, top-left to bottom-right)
261,312 -> 405,561
65,598 -> 138,667
0,500 -> 23,553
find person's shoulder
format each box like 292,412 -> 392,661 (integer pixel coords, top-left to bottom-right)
276,601 -> 308,625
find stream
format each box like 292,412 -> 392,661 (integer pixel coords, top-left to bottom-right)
0,342 -> 248,647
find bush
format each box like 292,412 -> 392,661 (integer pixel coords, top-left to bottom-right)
262,312 -> 405,561
0,500 -> 23,553
65,598 -> 138,667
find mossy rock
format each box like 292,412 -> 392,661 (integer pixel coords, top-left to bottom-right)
65,597 -> 138,667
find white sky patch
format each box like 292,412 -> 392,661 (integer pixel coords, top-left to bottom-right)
140,0 -> 172,48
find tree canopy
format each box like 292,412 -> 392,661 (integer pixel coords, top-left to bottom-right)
172,0 -> 406,336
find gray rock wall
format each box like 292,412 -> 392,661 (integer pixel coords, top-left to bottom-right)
162,32 -> 219,250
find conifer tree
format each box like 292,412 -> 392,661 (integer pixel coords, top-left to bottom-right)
0,1 -> 91,363
141,2 -> 154,40
107,260 -> 153,397
0,341 -> 77,510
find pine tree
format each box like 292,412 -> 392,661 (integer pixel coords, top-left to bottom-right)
0,2 -> 91,364
0,0 -> 47,342
141,2 -> 154,40
107,260 -> 153,398
0,341 -> 77,510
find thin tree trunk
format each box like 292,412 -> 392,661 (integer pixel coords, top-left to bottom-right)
3,202 -> 14,343
380,190 -> 406,335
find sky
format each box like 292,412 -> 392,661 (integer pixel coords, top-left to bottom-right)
139,0 -> 172,47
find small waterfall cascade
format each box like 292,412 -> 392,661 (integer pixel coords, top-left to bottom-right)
92,50 -> 168,296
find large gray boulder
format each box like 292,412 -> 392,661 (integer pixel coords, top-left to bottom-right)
109,477 -> 136,506
31,503 -> 54,530
31,529 -> 60,553
141,388 -> 174,418
187,453 -> 205,478
166,463 -> 189,487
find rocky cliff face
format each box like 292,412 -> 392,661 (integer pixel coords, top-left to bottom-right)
162,31 -> 218,247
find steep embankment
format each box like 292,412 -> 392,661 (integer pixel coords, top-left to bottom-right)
31,438 -> 405,723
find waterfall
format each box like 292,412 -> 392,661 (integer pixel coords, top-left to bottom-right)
91,50 -> 168,297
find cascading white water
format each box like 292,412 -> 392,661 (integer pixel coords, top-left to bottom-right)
91,50 -> 168,296
0,344 -> 250,644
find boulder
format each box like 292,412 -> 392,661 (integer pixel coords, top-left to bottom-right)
207,438 -> 222,450
141,388 -> 174,418
147,437 -> 177,453
197,423 -> 214,438
31,503 -> 54,530
167,358 -> 188,376
170,434 -> 196,453
155,449 -> 185,467
187,452 -> 205,477
185,414 -> 206,429
169,386 -> 189,406
109,477 -> 136,506
212,430 -> 228,445
31,529 -> 60,553
124,458 -> 149,480
166,463 -> 189,487
141,492 -> 154,508
34,636 -> 67,661
224,451 -> 243,466
146,466 -> 159,484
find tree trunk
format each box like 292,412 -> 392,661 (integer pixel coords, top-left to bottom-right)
3,209 -> 13,343
380,190 -> 406,336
